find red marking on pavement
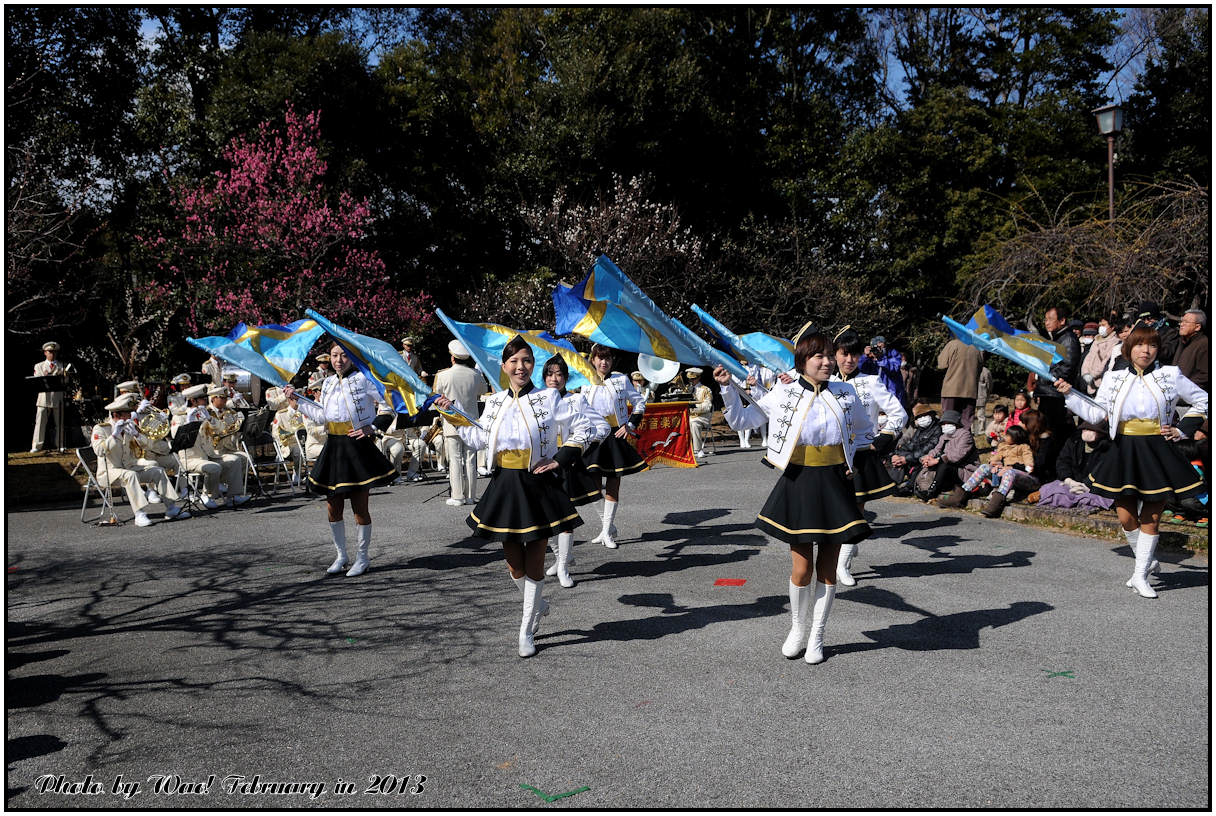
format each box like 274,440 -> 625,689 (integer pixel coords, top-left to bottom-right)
714,578 -> 746,586
7,567 -> 17,573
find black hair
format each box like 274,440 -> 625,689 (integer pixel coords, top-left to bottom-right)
542,354 -> 569,380
1045,304 -> 1070,322
794,331 -> 833,373
832,328 -> 864,355
1004,424 -> 1030,446
589,343 -> 614,362
992,404 -> 1009,416
501,334 -> 533,363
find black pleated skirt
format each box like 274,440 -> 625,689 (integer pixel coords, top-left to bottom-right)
1087,434 -> 1204,502
467,468 -> 584,544
852,447 -> 896,501
583,434 -> 648,477
756,463 -> 871,546
307,434 -> 396,496
562,457 -> 603,506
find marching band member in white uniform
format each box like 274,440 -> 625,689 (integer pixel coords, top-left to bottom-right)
1054,324 -> 1207,599
266,387 -> 307,486
285,343 -> 398,578
830,327 -> 908,585
581,344 -> 649,550
31,341 -> 68,453
93,393 -> 189,526
171,384 -> 249,510
435,336 -> 595,657
687,368 -> 714,458
714,328 -> 874,665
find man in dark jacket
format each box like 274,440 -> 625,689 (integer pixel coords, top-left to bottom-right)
1034,305 -> 1082,441
1175,309 -> 1209,394
887,404 -> 942,494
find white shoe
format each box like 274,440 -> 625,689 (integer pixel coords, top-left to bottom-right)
165,505 -> 190,520
231,494 -> 251,507
601,532 -> 618,549
346,524 -> 371,577
146,490 -> 162,505
291,473 -> 300,486
478,468 -> 492,477
134,512 -> 154,528
464,497 -> 478,505
435,465 -> 446,472
805,582 -> 836,664
1125,559 -> 1160,588
445,498 -> 464,507
407,473 -> 423,482
201,496 -> 220,510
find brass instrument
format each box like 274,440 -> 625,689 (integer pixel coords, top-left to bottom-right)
423,424 -> 443,451
206,407 -> 243,443
276,410 -> 306,448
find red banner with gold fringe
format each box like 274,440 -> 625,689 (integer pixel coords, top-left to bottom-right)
633,401 -> 697,468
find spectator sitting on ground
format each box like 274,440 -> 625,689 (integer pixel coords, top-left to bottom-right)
1035,420 -> 1114,511
914,409 -> 978,501
985,404 -> 1009,447
1005,391 -> 1032,429
1164,438 -> 1208,524
887,403 -> 942,494
940,424 -> 1033,511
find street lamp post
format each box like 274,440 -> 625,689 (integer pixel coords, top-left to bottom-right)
1092,103 -> 1123,220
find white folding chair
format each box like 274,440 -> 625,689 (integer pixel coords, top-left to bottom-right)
77,446 -> 119,525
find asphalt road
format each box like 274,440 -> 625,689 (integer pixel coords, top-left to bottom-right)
6,446 -> 1209,809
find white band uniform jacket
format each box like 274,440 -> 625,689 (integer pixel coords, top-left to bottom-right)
1064,364 -> 1208,438
294,371 -> 382,431
458,384 -> 598,469
830,370 -> 907,445
719,377 -> 875,472
581,372 -> 647,428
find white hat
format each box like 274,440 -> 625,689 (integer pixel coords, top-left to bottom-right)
447,339 -> 471,360
402,336 -> 416,345
105,394 -> 139,412
207,385 -> 228,398
182,384 -> 208,401
171,373 -> 192,386
116,380 -> 140,393
221,372 -> 238,382
685,367 -> 703,376
630,370 -> 645,380
42,341 -> 60,352
316,353 -> 331,363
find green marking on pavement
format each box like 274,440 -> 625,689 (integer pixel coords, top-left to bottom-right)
345,637 -> 357,644
520,784 -> 589,802
1043,670 -> 1074,678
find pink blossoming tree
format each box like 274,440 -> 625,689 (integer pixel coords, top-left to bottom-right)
142,106 -> 432,341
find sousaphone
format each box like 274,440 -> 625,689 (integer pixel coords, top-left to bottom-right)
636,353 -> 681,384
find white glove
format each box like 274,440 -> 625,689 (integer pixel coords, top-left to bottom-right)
136,399 -> 153,416
1064,478 -> 1088,494
112,419 -> 132,438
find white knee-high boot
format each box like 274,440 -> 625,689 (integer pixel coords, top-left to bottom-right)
347,524 -> 371,577
518,577 -> 544,657
836,544 -> 858,587
555,532 -> 575,587
546,534 -> 576,576
593,499 -> 619,548
1123,527 -> 1159,587
782,580 -> 812,658
327,521 -> 348,574
738,430 -> 751,448
512,574 -> 549,629
805,581 -> 836,664
1129,531 -> 1159,598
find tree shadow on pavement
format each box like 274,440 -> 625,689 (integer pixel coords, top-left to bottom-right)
868,515 -> 963,541
536,593 -> 787,649
831,585 -> 1053,656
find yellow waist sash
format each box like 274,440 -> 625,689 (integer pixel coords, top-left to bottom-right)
1117,419 -> 1161,436
604,414 -> 620,428
790,444 -> 846,467
495,449 -> 530,470
326,421 -> 354,435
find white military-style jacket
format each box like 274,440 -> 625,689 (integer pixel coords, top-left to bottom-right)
830,370 -> 907,443
1065,364 -> 1208,439
296,371 -> 382,431
582,372 -> 646,427
459,384 -> 595,470
720,376 -> 874,471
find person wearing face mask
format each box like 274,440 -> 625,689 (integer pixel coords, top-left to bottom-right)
713,329 -> 874,665
1082,316 -> 1122,394
1034,421 -> 1114,511
914,409 -> 978,502
434,337 -> 596,657
284,342 -> 400,578
1055,324 -> 1208,598
888,404 -> 943,494
540,354 -> 610,588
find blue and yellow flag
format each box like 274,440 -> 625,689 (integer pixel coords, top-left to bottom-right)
305,309 -> 475,426
943,305 -> 1063,380
554,255 -> 748,380
188,318 -> 323,386
436,309 -> 603,391
691,305 -> 794,374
